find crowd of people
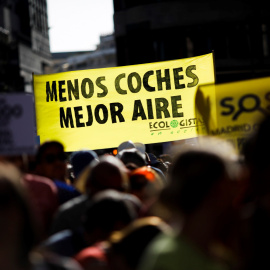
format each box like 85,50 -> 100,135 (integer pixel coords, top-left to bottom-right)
1,113 -> 270,270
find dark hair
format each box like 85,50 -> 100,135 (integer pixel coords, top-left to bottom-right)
35,141 -> 64,164
108,217 -> 169,270
159,154 -> 173,163
82,189 -> 137,234
160,150 -> 227,215
70,150 -> 98,179
84,156 -> 129,193
0,163 -> 38,267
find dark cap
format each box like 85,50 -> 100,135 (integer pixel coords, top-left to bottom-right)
70,150 -> 99,179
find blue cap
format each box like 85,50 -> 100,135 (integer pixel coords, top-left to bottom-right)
70,150 -> 99,178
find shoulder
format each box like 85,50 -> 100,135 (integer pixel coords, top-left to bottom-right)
24,173 -> 57,192
57,194 -> 88,213
138,233 -> 183,270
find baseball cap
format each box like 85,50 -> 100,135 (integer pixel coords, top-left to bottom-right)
70,150 -> 99,179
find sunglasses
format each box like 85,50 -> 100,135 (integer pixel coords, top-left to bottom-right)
44,153 -> 66,164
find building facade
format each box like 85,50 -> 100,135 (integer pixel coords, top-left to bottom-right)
113,0 -> 270,84
0,0 -> 51,92
113,0 -> 270,155
51,33 -> 116,73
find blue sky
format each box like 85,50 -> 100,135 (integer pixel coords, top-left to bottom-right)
47,0 -> 114,52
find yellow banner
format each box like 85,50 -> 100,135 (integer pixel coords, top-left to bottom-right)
195,77 -> 270,152
34,53 -> 214,152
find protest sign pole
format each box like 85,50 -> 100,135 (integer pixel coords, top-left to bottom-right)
32,72 -> 39,146
32,72 -> 34,92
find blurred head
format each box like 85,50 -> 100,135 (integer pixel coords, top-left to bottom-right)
160,137 -> 241,218
0,161 -> 37,268
117,140 -> 135,154
79,155 -> 130,195
82,189 -> 138,244
35,141 -> 67,182
118,148 -> 146,168
0,154 -> 29,173
134,142 -> 146,156
158,154 -> 173,164
107,216 -> 171,270
147,153 -> 169,175
70,149 -> 99,179
129,166 -> 164,204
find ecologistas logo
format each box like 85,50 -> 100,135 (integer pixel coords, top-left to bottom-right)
148,118 -> 205,136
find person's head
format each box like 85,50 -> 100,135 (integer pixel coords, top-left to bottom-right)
160,137 -> 241,220
0,154 -> 29,173
107,216 -> 171,270
79,155 -> 129,196
35,141 -> 67,182
82,189 -> 138,245
117,140 -> 135,154
118,148 -> 147,168
0,161 -> 38,269
147,153 -> 169,175
70,149 -> 99,180
159,154 -> 173,164
129,166 -> 165,205
134,142 -> 146,156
